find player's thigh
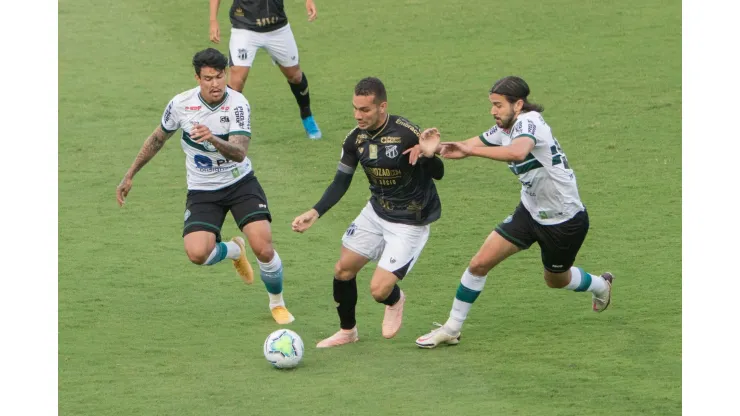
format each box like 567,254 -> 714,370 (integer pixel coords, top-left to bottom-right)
377,221 -> 431,280
535,209 -> 590,274
228,28 -> 259,68
341,204 -> 385,261
469,231 -> 521,275
471,205 -> 536,274
335,246 -> 372,280
228,176 -> 273,260
263,24 -> 300,68
182,191 -> 228,262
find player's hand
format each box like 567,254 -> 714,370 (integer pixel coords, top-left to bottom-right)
209,20 -> 220,43
292,209 -> 319,233
419,127 -> 441,158
306,0 -> 317,21
439,141 -> 472,159
191,124 -> 214,143
402,145 -> 422,166
116,175 -> 133,207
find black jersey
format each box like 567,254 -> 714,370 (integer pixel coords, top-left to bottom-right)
339,115 -> 442,225
229,0 -> 288,33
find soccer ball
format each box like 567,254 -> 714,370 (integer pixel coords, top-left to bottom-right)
263,329 -> 304,369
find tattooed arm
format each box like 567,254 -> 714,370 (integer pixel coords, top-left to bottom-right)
116,125 -> 174,206
190,124 -> 249,162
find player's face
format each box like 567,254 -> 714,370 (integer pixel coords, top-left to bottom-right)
196,67 -> 227,103
489,93 -> 520,130
353,94 -> 387,130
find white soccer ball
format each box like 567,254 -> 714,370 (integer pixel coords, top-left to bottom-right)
263,329 -> 304,369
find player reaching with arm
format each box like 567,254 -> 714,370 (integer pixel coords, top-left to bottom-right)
116,48 -> 295,325
292,77 -> 444,348
415,76 -> 614,348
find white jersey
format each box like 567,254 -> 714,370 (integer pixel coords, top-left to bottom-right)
161,86 -> 253,191
479,111 -> 584,225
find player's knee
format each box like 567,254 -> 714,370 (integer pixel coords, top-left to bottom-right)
370,281 -> 390,302
287,71 -> 303,84
186,248 -> 210,265
544,271 -> 568,288
468,257 -> 491,277
251,243 -> 274,263
334,261 -> 355,280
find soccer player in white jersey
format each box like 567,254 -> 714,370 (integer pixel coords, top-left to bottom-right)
115,48 -> 295,325
411,76 -> 613,348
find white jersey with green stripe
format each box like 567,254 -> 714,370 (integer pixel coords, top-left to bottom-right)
161,86 -> 253,191
479,111 -> 584,225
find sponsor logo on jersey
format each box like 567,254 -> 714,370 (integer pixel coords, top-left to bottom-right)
514,120 -> 523,134
220,106 -> 230,111
220,116 -> 230,123
194,155 -> 213,169
259,204 -> 267,209
235,106 -> 245,129
380,136 -> 401,144
184,209 -> 191,221
527,119 -> 536,135
185,106 -> 202,111
503,215 -> 513,224
202,141 -> 217,152
369,144 -> 378,159
385,145 -> 398,159
163,102 -> 174,124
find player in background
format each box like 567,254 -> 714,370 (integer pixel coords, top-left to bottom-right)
412,76 -> 613,349
292,77 -> 444,348
209,0 -> 322,139
116,48 -> 295,325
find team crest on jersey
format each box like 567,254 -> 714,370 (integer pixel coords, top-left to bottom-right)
369,144 -> 378,159
385,145 -> 398,159
237,48 -> 248,61
202,141 -> 217,152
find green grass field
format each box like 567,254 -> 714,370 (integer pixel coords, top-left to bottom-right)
59,0 -> 681,414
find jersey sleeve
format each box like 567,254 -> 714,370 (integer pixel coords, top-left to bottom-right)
229,99 -> 251,137
160,100 -> 179,133
479,125 -> 504,146
511,117 -> 540,145
338,129 -> 359,174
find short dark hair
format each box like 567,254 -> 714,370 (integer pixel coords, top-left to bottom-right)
192,48 -> 228,76
354,77 -> 387,104
490,76 -> 544,113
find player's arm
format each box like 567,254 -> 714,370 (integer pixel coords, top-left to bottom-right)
292,137 -> 358,233
441,136 -> 535,162
117,125 -> 175,206
209,0 -> 222,43
191,124 -> 249,162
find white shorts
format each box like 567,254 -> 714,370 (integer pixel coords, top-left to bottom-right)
228,24 -> 299,68
341,202 -> 431,278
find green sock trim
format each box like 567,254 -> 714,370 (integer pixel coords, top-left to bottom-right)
455,283 -> 481,303
574,267 -> 592,292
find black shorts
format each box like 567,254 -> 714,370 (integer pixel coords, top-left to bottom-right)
183,174 -> 272,242
495,203 -> 589,273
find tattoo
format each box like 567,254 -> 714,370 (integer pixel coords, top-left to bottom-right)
127,126 -> 173,177
208,134 -> 250,162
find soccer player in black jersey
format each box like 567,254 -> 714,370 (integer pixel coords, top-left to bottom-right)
292,77 -> 444,348
208,0 -> 322,139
